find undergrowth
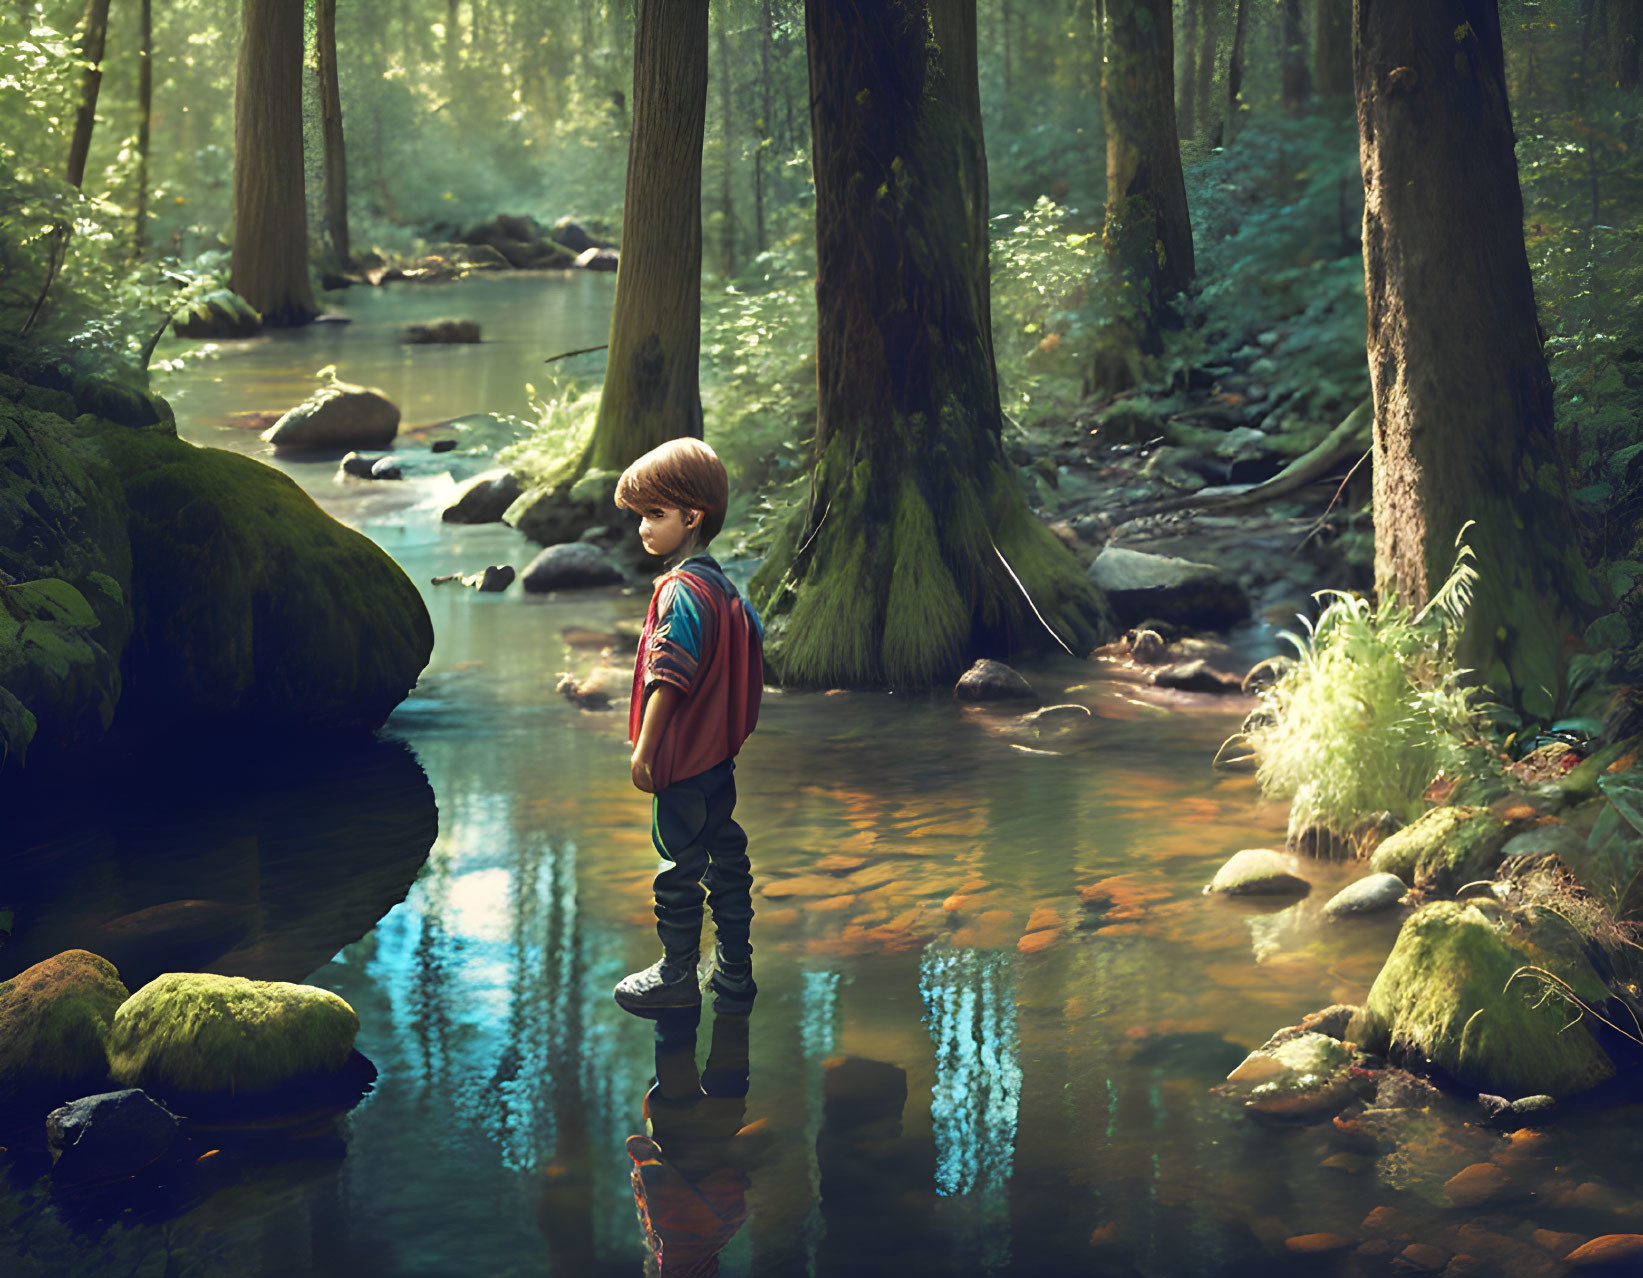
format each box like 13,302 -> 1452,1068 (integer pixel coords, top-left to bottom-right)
1231,529 -> 1499,843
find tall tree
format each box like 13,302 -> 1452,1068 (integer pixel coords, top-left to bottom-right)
1194,0 -> 1220,140
133,0 -> 152,254
1356,0 -> 1598,720
1223,0 -> 1248,142
586,0 -> 709,469
1096,0 -> 1194,383
1178,0 -> 1200,140
64,0 -> 111,188
717,0 -> 736,276
1313,0 -> 1352,97
749,0 -> 1111,688
315,0 -> 350,270
1613,1 -> 1643,89
230,0 -> 317,325
1279,0 -> 1310,111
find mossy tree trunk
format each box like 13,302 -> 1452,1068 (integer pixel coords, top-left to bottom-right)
1356,0 -> 1600,721
717,0 -> 736,277
748,0 -> 1114,690
1313,0 -> 1352,98
1194,0 -> 1221,141
315,0 -> 350,271
1223,0 -> 1248,142
1094,0 -> 1194,386
133,0 -> 151,255
64,0 -> 111,188
586,0 -> 708,472
1612,1 -> 1643,90
230,0 -> 317,326
1279,0 -> 1310,112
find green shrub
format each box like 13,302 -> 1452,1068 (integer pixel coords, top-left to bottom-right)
1234,529 -> 1497,842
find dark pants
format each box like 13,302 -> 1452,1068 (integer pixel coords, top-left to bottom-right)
651,759 -> 754,967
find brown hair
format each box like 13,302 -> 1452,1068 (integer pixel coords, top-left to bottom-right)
613,437 -> 730,544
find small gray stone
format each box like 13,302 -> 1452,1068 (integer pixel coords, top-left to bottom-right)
460,564 -> 515,592
1149,659 -> 1241,693
263,382 -> 400,452
521,542 -> 625,592
574,246 -> 619,271
370,456 -> 404,480
1206,848 -> 1311,897
954,659 -> 1036,703
1322,872 -> 1408,918
339,451 -> 379,478
402,317 -> 481,344
1090,545 -> 1250,631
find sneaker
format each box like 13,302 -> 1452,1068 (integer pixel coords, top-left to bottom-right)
701,947 -> 757,1011
614,955 -> 702,1015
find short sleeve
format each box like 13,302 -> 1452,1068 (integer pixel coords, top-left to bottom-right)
644,575 -> 707,694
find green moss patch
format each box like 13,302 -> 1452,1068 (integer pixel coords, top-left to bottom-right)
1368,806 -> 1509,893
109,973 -> 359,1097
0,950 -> 128,1103
1353,901 -> 1615,1098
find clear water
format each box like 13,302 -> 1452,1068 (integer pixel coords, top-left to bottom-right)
6,275 -> 1642,1277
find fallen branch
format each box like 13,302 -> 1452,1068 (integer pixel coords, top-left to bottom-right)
543,343 -> 609,365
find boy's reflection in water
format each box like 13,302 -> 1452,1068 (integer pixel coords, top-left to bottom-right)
626,1005 -> 764,1277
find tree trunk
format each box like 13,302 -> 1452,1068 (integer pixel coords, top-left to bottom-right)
1613,0 -> 1643,89
1356,0 -> 1598,720
1097,0 -> 1194,377
315,0 -> 350,270
586,0 -> 709,471
756,0 -> 775,252
748,0 -> 1112,689
1313,0 -> 1352,97
1279,0 -> 1310,111
1178,0 -> 1199,141
230,0 -> 317,326
717,1 -> 735,276
1224,0 -> 1248,142
64,0 -> 111,188
445,0 -> 461,89
1194,0 -> 1220,142
134,0 -> 152,254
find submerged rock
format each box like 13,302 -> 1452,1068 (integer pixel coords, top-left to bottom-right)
46,1088 -> 180,1188
402,317 -> 481,344
0,951 -> 128,1108
1205,848 -> 1311,896
1349,900 -> 1617,1098
1322,872 -> 1407,918
1221,1030 -> 1356,1118
462,564 -> 515,592
1089,545 -> 1250,631
954,659 -> 1036,703
574,246 -> 619,271
109,972 -> 360,1098
262,382 -> 400,452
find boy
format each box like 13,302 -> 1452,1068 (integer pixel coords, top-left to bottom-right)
613,438 -> 763,1015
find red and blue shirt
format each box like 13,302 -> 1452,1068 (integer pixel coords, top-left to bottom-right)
629,555 -> 763,789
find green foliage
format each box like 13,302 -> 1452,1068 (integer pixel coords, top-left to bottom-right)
495,374 -> 599,491
1237,533 -> 1497,839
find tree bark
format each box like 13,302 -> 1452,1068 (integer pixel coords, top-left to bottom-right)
64,0 -> 111,188
445,0 -> 461,90
1613,0 -> 1643,89
1356,0 -> 1599,720
1279,0 -> 1310,111
1178,0 -> 1200,141
134,0 -> 152,254
1313,0 -> 1352,97
756,0 -> 775,253
1194,0 -> 1220,142
230,0 -> 317,326
586,0 -> 709,471
315,0 -> 350,270
1098,0 -> 1194,374
748,0 -> 1112,689
717,0 -> 735,276
1224,0 -> 1248,142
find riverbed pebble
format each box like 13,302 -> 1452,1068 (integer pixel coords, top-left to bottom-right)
1205,848 -> 1311,896
1321,872 -> 1407,918
521,543 -> 624,592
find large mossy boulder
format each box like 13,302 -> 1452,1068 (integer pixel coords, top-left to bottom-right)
1368,805 -> 1510,894
1349,901 -> 1617,1098
108,973 -> 359,1096
1088,545 -> 1250,630
79,420 -> 433,733
0,950 -> 128,1107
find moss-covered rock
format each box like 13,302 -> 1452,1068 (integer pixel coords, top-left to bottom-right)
1349,900 -> 1616,1098
1368,805 -> 1510,893
108,973 -> 359,1096
77,419 -> 433,733
0,950 -> 128,1106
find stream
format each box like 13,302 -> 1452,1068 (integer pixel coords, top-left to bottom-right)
6,274 -> 1638,1277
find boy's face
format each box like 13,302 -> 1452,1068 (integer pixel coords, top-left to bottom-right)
638,505 -> 698,559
